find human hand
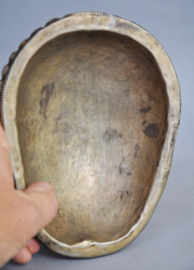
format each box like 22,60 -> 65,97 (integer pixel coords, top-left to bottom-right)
0,125 -> 58,267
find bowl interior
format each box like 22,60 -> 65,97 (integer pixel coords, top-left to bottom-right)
16,30 -> 168,245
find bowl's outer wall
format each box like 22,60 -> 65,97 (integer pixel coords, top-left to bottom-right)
0,12 -> 181,257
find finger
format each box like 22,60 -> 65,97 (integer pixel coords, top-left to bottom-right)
0,125 -> 14,189
26,238 -> 40,254
20,181 -> 58,236
12,239 -> 40,264
0,125 -> 10,153
12,246 -> 32,264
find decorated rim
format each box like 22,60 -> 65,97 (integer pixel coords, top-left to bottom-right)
0,12 -> 181,257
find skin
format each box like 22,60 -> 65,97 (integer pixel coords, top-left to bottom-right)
0,125 -> 58,267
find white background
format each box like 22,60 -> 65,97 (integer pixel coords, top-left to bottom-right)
0,0 -> 193,269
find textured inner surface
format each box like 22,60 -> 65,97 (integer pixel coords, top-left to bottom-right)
16,31 -> 168,245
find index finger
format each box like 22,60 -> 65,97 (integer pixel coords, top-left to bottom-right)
0,124 -> 14,189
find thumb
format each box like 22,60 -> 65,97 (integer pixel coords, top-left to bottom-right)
23,181 -> 58,235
